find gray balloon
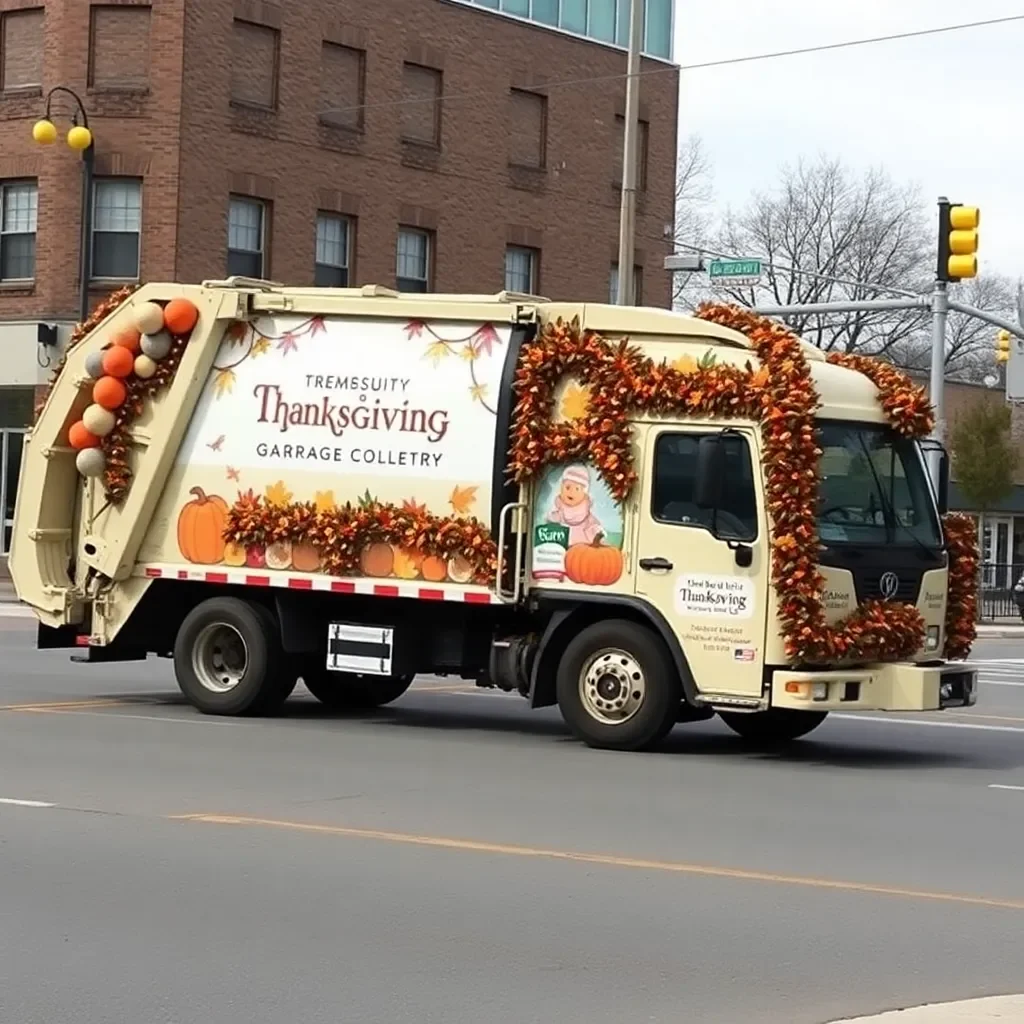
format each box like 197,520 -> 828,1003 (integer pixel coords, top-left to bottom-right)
84,350 -> 105,379
140,330 -> 173,361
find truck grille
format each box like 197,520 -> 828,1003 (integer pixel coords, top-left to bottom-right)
855,570 -> 922,604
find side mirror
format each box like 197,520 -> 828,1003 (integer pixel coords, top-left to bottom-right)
936,451 -> 950,515
694,435 -> 724,509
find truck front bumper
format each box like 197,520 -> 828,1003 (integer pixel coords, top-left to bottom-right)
770,662 -> 977,713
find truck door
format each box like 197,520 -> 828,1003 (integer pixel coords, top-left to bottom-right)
633,425 -> 769,701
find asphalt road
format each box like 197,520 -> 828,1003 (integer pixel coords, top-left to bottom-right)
2,612 -> 1023,1024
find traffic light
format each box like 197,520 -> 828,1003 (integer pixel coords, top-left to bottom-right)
937,200 -> 980,282
996,329 -> 1011,363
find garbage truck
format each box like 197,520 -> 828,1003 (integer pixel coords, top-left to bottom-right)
9,278 -> 979,751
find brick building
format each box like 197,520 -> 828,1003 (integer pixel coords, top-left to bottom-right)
0,0 -> 681,559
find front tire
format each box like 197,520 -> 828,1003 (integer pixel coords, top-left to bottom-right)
173,598 -> 289,716
302,666 -> 414,709
556,619 -> 681,751
719,709 -> 828,744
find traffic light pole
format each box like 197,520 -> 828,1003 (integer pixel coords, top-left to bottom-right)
927,279 -> 949,480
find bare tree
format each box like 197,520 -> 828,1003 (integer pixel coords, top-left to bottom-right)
670,134 -> 714,307
702,156 -> 934,355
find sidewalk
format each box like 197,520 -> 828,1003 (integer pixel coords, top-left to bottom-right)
831,994 -> 1024,1021
975,622 -> 1024,639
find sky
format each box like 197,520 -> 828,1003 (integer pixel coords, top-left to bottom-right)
673,0 -> 1024,281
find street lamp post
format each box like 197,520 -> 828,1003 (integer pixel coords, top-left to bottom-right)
32,87 -> 95,323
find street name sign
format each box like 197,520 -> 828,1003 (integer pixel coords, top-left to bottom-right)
707,259 -> 762,287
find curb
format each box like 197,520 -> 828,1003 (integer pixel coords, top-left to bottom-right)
829,994 -> 1024,1022
975,628 -> 1024,639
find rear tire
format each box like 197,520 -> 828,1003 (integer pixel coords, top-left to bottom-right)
719,709 -> 828,744
302,666 -> 414,709
173,597 -> 287,716
555,619 -> 680,751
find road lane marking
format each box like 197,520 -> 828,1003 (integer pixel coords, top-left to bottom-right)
0,797 -> 54,808
23,707 -> 254,726
832,714 -> 1024,734
989,784 -> 1024,792
171,812 -> 1024,912
0,698 -> 140,712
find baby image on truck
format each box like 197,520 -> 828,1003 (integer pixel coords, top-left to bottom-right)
546,463 -> 605,546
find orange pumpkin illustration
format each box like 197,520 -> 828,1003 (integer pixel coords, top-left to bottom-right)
223,541 -> 247,567
292,541 -> 320,573
564,534 -> 623,587
421,555 -> 447,583
177,486 -> 229,564
360,542 -> 394,578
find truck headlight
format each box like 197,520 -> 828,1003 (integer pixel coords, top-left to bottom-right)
925,626 -> 940,651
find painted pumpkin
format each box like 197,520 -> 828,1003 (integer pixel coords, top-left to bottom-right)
421,555 -> 447,583
292,541 -> 320,573
266,540 -> 293,571
360,542 -> 394,578
564,535 -> 623,587
393,548 -> 422,580
245,544 -> 266,569
177,486 -> 229,564
223,542 -> 247,567
446,554 -> 474,584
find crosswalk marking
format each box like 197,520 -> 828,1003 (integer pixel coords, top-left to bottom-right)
974,659 -> 1024,688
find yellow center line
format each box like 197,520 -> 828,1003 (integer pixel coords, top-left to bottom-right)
170,813 -> 1024,912
0,698 -> 141,712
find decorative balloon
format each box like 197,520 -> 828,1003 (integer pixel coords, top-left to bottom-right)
101,345 -> 135,378
112,327 -> 141,353
84,350 -> 106,379
82,404 -> 115,437
134,354 -> 157,379
75,448 -> 106,478
163,298 -> 199,335
68,421 -> 100,450
93,375 -> 127,410
133,301 -> 165,335
140,330 -> 172,361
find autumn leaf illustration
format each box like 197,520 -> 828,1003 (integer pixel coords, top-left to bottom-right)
213,369 -> 236,397
750,366 -> 770,388
403,497 -> 427,516
449,484 -> 478,516
277,332 -> 299,356
314,490 -> 336,512
207,435 -> 225,452
671,354 -> 699,374
469,383 -> 488,403
265,480 -> 293,506
460,344 -> 478,362
560,382 -> 591,420
698,349 -> 718,369
252,335 -> 270,357
226,466 -> 241,482
424,339 -> 449,365
226,321 -> 249,346
471,324 -> 500,357
405,320 -> 426,339
357,488 -> 377,509
309,316 -> 326,336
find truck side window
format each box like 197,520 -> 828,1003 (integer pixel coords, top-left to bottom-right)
652,432 -> 758,541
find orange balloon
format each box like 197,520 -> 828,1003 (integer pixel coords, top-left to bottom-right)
93,375 -> 127,410
163,298 -> 199,335
68,420 -> 100,450
112,327 -> 141,353
101,344 -> 135,378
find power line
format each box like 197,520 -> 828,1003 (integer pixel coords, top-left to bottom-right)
323,14 -> 1024,118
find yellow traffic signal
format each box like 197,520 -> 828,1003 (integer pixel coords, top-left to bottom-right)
937,200 -> 980,282
996,329 -> 1011,363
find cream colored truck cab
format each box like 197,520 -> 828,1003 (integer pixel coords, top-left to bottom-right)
9,279 -> 977,751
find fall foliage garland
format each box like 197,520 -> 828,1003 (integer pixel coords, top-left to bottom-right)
508,302 -> 978,663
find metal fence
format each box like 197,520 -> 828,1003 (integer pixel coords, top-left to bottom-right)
978,562 -> 1024,622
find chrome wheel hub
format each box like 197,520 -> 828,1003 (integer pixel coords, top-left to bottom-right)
579,648 -> 646,725
192,623 -> 248,694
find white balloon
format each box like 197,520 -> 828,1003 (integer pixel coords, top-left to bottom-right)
134,354 -> 157,379
134,302 -> 165,335
82,403 -> 115,437
76,448 -> 106,478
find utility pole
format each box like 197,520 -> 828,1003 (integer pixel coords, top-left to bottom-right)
615,0 -> 643,306
927,274 -> 949,475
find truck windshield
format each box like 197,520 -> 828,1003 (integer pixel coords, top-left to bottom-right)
816,420 -> 942,549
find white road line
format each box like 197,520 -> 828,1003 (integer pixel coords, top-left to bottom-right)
832,714 -> 1024,734
0,797 -> 55,808
989,784 -> 1024,792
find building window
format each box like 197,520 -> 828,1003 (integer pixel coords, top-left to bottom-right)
0,182 -> 37,281
0,8 -> 43,91
401,63 -> 442,147
228,197 -> 265,278
89,5 -> 152,89
609,263 -> 642,304
504,246 -> 537,293
231,19 -> 279,109
508,89 -> 546,169
319,42 -> 365,130
92,179 -> 141,280
315,213 -> 351,287
454,0 -> 673,61
613,115 -> 649,190
396,228 -> 430,292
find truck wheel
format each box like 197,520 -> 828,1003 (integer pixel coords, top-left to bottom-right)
555,619 -> 680,751
174,598 -> 287,716
302,667 -> 414,709
719,709 -> 828,744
